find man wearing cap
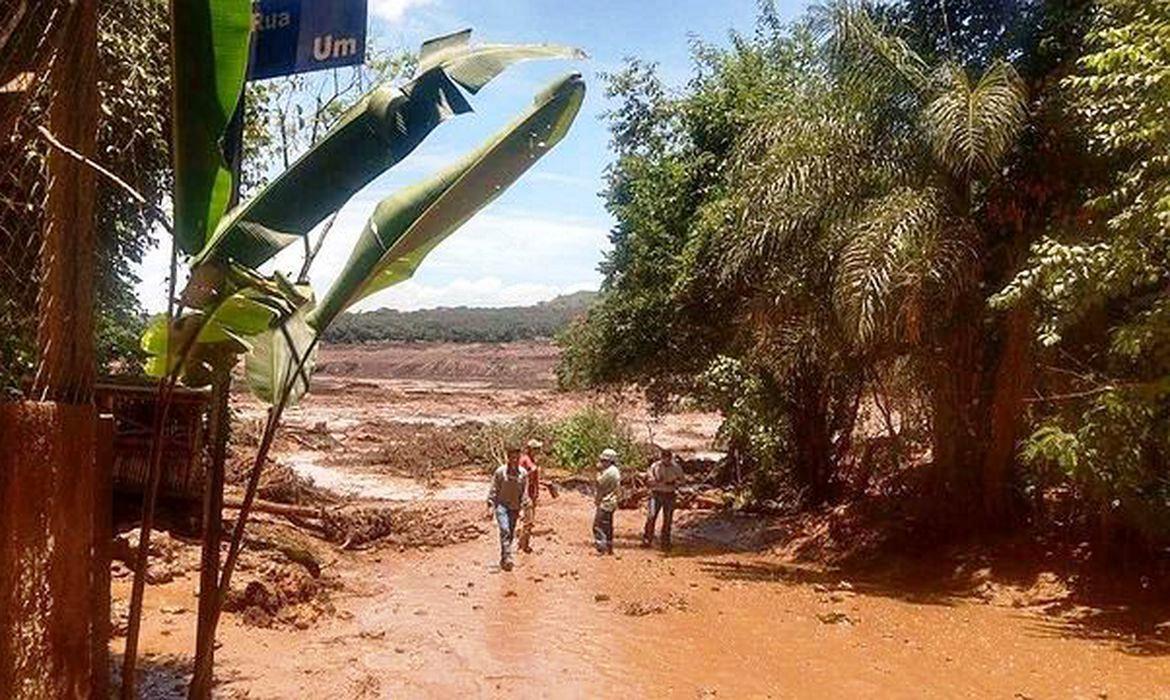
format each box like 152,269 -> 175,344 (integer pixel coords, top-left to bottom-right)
487,446 -> 529,571
593,448 -> 621,555
643,445 -> 685,550
517,438 -> 558,553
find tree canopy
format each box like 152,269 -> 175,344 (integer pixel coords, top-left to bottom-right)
559,0 -> 1170,544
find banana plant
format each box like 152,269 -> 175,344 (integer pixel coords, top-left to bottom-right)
149,28 -> 585,391
166,18 -> 587,696
191,70 -> 587,696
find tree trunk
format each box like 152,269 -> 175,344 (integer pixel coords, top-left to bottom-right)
30,0 -> 99,404
981,306 -> 1033,524
928,315 -> 987,526
791,367 -> 833,506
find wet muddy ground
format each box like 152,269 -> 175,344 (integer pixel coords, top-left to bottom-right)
115,342 -> 1170,698
117,489 -> 1170,699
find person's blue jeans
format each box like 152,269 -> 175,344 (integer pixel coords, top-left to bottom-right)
495,504 -> 519,564
593,507 -> 614,553
643,491 -> 676,548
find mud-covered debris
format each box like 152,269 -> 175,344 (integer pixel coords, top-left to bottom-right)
111,600 -> 129,637
595,593 -> 611,602
622,595 -> 688,616
322,501 -> 486,549
113,529 -> 198,583
817,611 -> 855,625
228,456 -> 339,506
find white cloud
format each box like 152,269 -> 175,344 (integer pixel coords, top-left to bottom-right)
132,206 -> 609,314
369,0 -> 435,23
303,206 -> 609,311
529,171 -> 600,189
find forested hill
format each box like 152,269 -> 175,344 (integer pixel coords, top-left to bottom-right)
320,291 -> 597,343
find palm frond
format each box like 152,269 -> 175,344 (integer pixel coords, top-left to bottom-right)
834,187 -> 978,347
717,95 -> 895,282
814,0 -> 931,94
922,60 -> 1028,179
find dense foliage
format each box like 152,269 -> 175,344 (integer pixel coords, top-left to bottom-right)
323,291 -> 596,344
560,0 -> 1170,544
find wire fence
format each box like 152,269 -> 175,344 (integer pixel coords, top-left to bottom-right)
0,2 -> 73,397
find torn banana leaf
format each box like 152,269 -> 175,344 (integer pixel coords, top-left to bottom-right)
309,72 -> 586,332
191,29 -> 583,270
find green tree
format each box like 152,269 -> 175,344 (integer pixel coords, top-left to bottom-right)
993,0 -> 1170,543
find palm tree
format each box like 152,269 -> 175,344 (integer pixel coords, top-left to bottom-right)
826,1 -> 1031,523
717,1 -> 1033,521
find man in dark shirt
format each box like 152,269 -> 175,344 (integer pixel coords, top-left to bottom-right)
487,447 -> 529,571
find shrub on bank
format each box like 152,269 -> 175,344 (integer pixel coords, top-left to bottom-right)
550,407 -> 651,473
468,408 -> 652,474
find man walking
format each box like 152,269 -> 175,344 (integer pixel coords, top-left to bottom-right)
518,439 -> 557,553
643,446 -> 684,550
593,448 -> 621,555
487,446 -> 529,571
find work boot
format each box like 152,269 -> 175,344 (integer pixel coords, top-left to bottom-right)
501,557 -> 514,571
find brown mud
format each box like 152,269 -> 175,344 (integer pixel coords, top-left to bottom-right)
115,341 -> 1170,698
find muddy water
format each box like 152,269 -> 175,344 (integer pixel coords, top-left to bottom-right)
147,489 -> 1168,699
285,452 -> 486,501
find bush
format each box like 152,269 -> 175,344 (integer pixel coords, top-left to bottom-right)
550,407 -> 651,473
466,416 -> 555,471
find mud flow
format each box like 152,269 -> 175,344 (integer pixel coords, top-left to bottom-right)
114,342 -> 1170,699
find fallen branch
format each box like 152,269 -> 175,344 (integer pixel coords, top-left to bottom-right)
36,125 -> 174,235
223,497 -> 321,520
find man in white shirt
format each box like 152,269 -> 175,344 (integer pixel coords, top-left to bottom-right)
593,448 -> 621,555
642,446 -> 684,550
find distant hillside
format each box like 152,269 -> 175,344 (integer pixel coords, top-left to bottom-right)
321,291 -> 598,344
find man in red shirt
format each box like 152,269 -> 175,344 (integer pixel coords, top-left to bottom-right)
518,438 -> 557,552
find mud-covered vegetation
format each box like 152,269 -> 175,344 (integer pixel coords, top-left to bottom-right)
559,0 -> 1170,551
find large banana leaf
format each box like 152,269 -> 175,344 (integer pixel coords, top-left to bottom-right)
308,73 -> 586,332
171,0 -> 252,255
191,29 -> 583,270
141,281 -> 304,384
244,302 -> 318,406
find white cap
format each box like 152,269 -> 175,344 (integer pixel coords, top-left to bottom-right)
600,448 -> 619,462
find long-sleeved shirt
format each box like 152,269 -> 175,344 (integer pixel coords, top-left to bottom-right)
595,464 -> 621,512
647,458 -> 685,493
488,465 -> 529,511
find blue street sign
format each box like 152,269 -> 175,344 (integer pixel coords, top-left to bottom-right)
249,0 -> 368,80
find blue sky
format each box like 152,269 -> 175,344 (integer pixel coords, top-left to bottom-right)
137,0 -> 812,312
